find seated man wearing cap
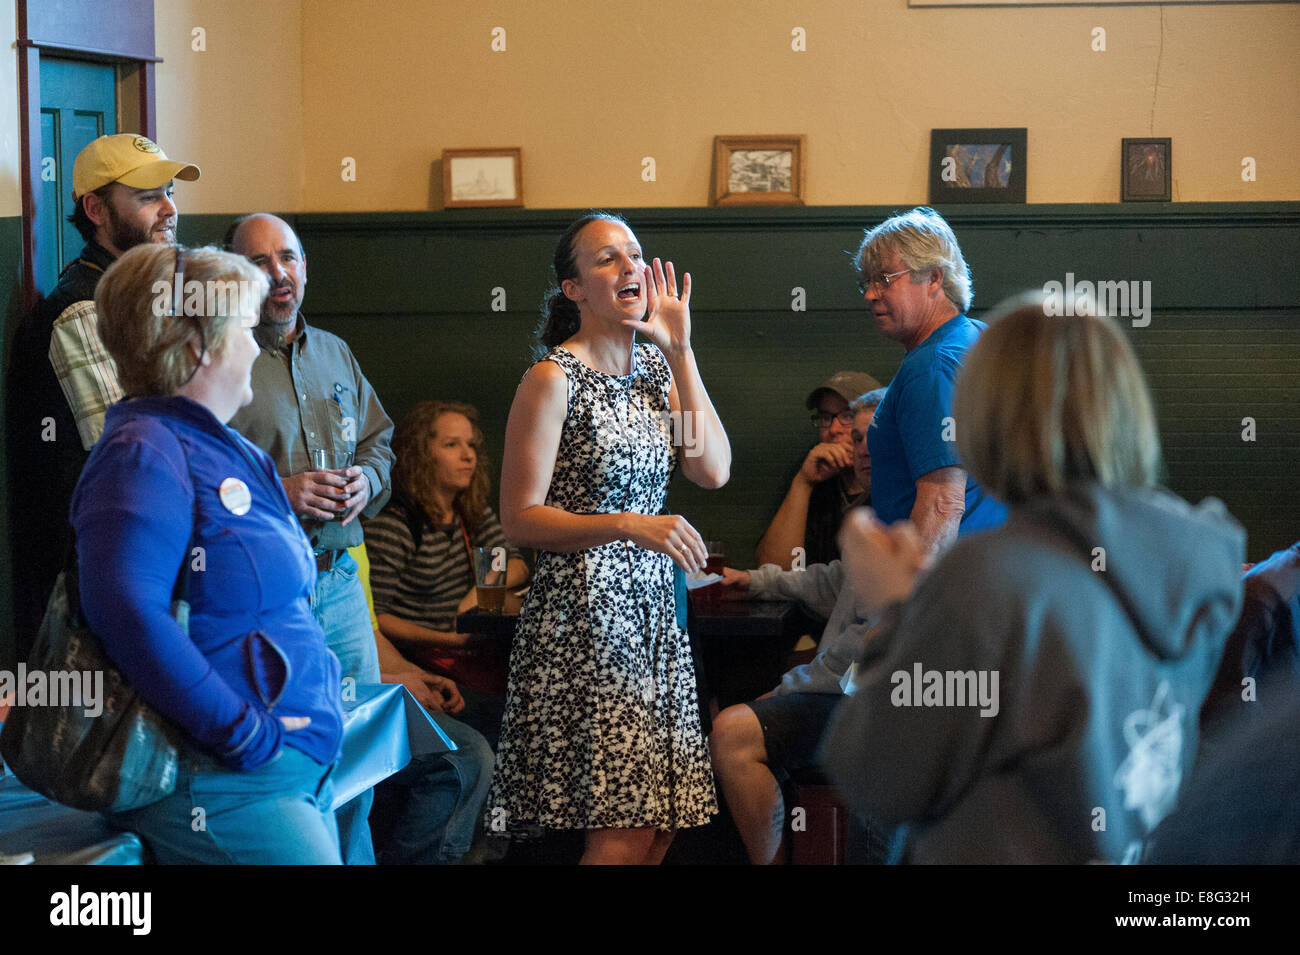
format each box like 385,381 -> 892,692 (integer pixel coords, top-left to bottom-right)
755,371 -> 881,571
6,133 -> 200,656
713,389 -> 893,865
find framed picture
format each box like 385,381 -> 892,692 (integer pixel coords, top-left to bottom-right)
928,128 -> 1027,204
442,148 -> 523,208
1121,138 -> 1172,202
711,135 -> 806,206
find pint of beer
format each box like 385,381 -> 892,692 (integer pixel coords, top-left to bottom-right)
472,545 -> 507,613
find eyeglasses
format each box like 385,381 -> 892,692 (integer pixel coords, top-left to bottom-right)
856,269 -> 914,295
810,410 -> 855,429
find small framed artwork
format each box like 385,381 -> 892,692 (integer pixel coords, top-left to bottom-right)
711,135 -> 806,206
442,148 -> 523,208
1121,138 -> 1172,202
928,128 -> 1027,204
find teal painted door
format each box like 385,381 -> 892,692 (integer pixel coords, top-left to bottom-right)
38,58 -> 117,293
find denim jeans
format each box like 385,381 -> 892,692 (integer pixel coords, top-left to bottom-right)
312,550 -> 381,865
379,710 -> 495,865
111,746 -> 342,864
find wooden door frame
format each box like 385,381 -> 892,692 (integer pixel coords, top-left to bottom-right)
16,0 -> 159,309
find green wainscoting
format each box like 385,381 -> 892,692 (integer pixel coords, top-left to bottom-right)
179,204 -> 1300,567
0,200 -> 1285,654
3,204 -> 1296,660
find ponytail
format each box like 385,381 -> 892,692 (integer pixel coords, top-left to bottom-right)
531,211 -> 628,359
533,289 -> 582,358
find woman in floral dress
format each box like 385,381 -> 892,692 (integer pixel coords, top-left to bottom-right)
488,214 -> 731,864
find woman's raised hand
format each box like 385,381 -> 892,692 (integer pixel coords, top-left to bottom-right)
626,513 -> 708,573
625,257 -> 692,354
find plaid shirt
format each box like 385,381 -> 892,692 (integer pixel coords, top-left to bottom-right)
48,297 -> 124,450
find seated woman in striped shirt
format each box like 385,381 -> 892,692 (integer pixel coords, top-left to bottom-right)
365,400 -> 528,747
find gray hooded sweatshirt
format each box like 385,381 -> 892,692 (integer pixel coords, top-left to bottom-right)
822,484 -> 1245,864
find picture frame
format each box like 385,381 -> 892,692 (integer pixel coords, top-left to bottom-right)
928,128 -> 1027,204
711,135 -> 806,206
1120,138 -> 1172,202
442,148 -> 523,208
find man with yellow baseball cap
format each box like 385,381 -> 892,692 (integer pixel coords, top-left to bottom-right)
68,133 -> 200,263
72,132 -> 200,199
6,133 -> 199,661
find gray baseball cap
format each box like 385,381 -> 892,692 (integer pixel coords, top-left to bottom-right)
806,370 -> 882,409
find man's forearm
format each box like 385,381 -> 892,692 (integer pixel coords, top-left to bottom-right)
755,477 -> 814,569
909,467 -> 967,557
911,507 -> 961,556
748,559 -> 842,618
377,612 -> 467,649
374,628 -> 422,677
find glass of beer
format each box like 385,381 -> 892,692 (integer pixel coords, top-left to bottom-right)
698,539 -> 726,608
309,448 -> 354,520
310,448 -> 353,471
472,545 -> 507,613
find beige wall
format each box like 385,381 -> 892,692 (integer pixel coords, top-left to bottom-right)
153,0 -> 303,214
294,0 -> 1300,211
1,0 -> 22,217
7,1 -> 1296,217
142,0 -> 1300,212
0,0 -> 304,220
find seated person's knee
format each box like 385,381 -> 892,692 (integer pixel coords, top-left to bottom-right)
710,703 -> 765,766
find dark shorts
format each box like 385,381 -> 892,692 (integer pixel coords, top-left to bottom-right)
746,691 -> 842,783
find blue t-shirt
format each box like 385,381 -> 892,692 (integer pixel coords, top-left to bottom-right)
867,314 -> 1008,533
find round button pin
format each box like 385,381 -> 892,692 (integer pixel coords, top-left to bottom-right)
219,477 -> 252,515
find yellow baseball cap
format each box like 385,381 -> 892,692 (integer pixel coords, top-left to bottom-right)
72,134 -> 200,200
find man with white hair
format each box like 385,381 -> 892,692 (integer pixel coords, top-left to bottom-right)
854,206 -> 1007,553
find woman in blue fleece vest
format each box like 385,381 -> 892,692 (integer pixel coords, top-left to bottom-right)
71,243 -> 347,864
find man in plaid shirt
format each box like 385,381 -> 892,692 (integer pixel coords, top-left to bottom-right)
6,134 -> 200,659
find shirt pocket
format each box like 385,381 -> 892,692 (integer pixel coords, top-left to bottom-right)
313,382 -> 358,458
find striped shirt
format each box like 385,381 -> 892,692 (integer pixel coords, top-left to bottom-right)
365,503 -> 516,633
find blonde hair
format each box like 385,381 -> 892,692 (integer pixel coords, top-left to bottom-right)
954,295 -> 1161,506
96,244 -> 269,397
855,206 -> 972,312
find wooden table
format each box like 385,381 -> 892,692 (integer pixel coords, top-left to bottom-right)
686,594 -> 809,710
457,596 -> 810,713
455,607 -> 520,638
